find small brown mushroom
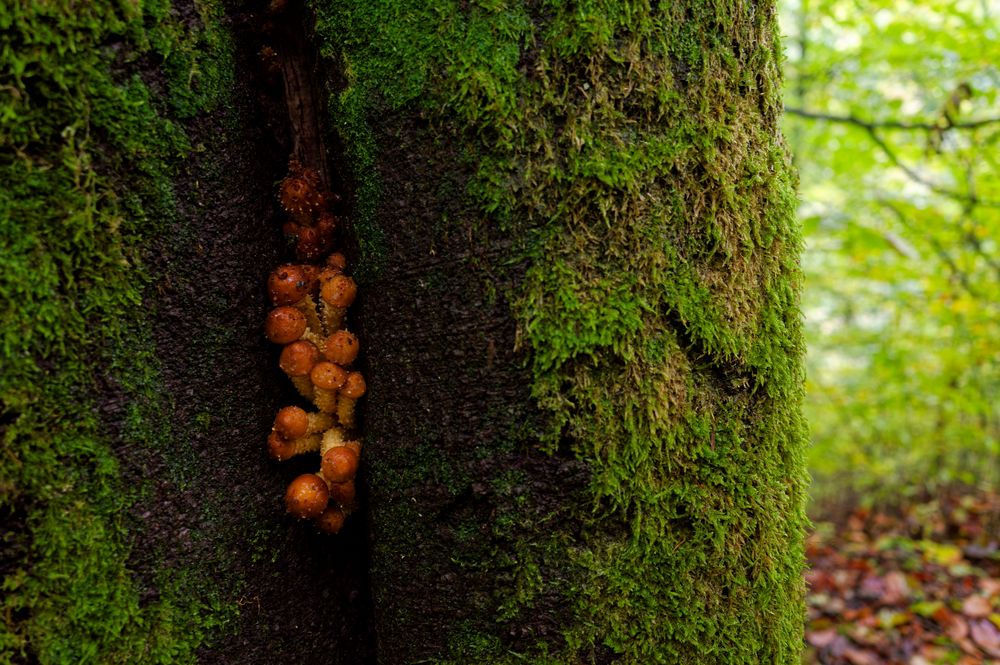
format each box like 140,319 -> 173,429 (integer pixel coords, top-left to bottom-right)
315,506 -> 347,534
264,306 -> 307,344
327,478 -> 356,508
267,430 -> 321,461
326,252 -> 348,272
273,406 -> 333,439
268,264 -> 310,306
319,275 -> 357,331
323,330 -> 360,367
268,264 -> 321,332
309,361 -> 348,413
336,371 -> 366,429
284,474 -> 329,519
279,340 -> 320,398
320,446 -> 359,484
279,176 -> 319,222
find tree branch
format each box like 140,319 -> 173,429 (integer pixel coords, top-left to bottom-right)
784,106 -> 1000,131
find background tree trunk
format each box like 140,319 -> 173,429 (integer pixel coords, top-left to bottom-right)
1,1 -> 807,663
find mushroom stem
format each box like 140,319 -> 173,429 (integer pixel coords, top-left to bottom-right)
310,361 -> 348,414
319,274 -> 357,332
307,412 -> 335,434
273,406 -> 334,440
320,426 -> 349,455
294,294 -> 323,338
267,431 -> 322,461
279,340 -> 320,400
336,372 -> 366,429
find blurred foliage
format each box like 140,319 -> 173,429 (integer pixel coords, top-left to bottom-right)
780,0 -> 1000,502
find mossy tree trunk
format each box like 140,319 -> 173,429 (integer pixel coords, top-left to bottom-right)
2,0 -> 805,663
313,1 -> 809,663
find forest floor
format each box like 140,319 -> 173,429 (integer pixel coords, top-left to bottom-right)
805,490 -> 1000,664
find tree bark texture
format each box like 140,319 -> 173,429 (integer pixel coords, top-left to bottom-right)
0,1 -> 807,664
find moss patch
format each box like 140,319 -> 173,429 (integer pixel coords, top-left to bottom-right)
0,1 -> 237,661
314,0 -> 808,662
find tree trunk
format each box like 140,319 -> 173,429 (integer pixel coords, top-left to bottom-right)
1,1 -> 806,663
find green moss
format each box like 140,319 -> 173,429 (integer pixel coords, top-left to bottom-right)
314,0 -> 807,661
0,1 -> 237,661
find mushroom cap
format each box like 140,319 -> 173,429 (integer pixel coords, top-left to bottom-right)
285,474 -> 329,519
273,405 -> 309,439
267,430 -> 293,460
279,176 -> 316,216
341,371 -> 367,399
265,306 -> 307,344
327,479 -> 356,507
288,160 -> 321,189
279,340 -> 320,377
268,264 -> 310,305
316,211 -> 336,233
282,220 -> 301,240
298,225 -> 320,245
321,446 -> 359,484
310,361 -> 348,391
326,252 -> 348,272
315,506 -> 346,534
324,330 -> 360,366
300,265 -> 320,292
320,274 -> 357,308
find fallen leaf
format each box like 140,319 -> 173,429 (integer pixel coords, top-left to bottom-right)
969,618 -> 1000,657
981,578 -> 1000,597
945,614 -> 969,641
806,628 -> 838,648
962,594 -> 992,618
911,600 -> 944,617
844,646 -> 882,665
922,541 -> 964,566
883,571 -> 910,604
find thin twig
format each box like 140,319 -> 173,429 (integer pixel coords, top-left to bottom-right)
785,106 -> 1000,132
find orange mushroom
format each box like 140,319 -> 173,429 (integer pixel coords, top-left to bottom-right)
279,340 -> 320,398
284,474 -> 329,519
310,361 -> 348,413
337,371 -> 366,429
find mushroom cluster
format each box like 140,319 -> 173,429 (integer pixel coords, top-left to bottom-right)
265,159 -> 363,534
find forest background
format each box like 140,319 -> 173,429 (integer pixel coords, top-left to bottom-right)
781,0 -> 998,504
785,1 -> 999,661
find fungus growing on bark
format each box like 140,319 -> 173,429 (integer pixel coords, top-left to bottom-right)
321,445 -> 359,484
268,264 -> 311,306
269,264 -> 322,332
319,426 -> 348,455
265,158 -> 365,533
326,252 -> 347,273
273,405 -> 333,439
315,506 -> 347,534
279,340 -> 320,398
264,306 -> 307,344
310,360 -> 348,413
319,274 -> 357,331
284,474 -> 329,519
279,176 -> 320,221
267,430 -> 321,461
327,479 -> 356,508
337,371 -> 366,429
324,329 -> 359,366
